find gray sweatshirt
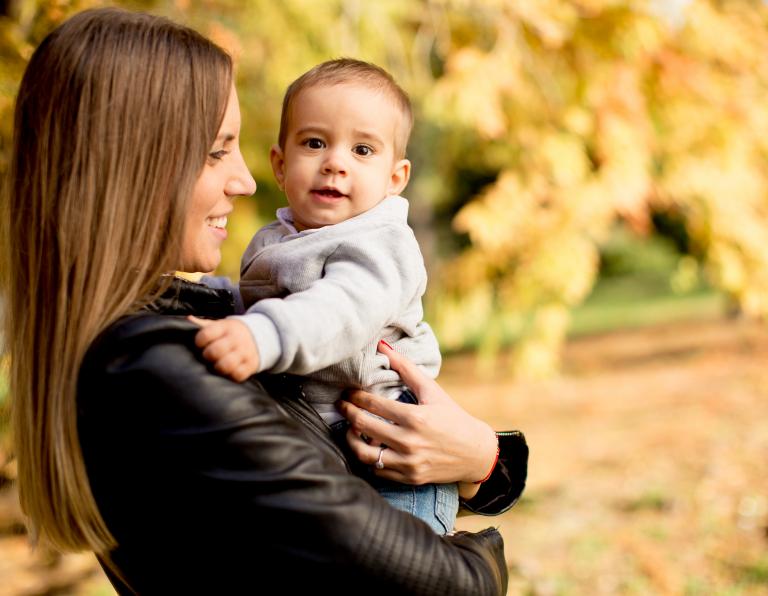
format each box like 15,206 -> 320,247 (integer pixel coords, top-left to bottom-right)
235,195 -> 441,425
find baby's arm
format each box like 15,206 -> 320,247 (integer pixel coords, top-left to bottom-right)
193,222 -> 426,381
190,316 -> 260,382
246,223 -> 426,376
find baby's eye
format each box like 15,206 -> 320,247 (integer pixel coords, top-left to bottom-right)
353,144 -> 374,157
304,138 -> 325,149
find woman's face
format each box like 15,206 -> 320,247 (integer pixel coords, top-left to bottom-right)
179,86 -> 256,273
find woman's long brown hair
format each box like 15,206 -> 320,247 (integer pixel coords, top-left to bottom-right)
0,7 -> 232,552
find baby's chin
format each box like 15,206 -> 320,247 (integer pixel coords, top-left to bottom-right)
294,213 -> 348,231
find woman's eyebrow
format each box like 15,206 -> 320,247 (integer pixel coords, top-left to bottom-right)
216,132 -> 236,142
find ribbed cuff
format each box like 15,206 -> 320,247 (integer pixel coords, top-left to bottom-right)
231,313 -> 282,372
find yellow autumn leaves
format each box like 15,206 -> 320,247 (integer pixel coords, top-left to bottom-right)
3,0 -> 768,378
424,0 -> 768,376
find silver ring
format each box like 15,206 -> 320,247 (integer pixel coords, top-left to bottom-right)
374,445 -> 386,470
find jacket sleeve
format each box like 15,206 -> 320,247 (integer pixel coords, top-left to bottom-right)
79,317 -> 507,595
462,431 -> 529,515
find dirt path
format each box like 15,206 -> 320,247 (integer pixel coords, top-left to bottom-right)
2,316 -> 768,595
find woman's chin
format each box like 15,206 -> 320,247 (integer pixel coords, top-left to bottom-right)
178,253 -> 221,275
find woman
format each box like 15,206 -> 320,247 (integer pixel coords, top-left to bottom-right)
2,7 -> 527,594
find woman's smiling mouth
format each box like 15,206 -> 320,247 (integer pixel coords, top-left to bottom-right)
206,215 -> 228,239
206,215 -> 228,229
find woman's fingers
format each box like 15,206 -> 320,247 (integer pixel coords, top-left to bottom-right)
340,345 -> 501,485
377,340 -> 443,405
343,389 -> 409,426
377,340 -> 425,393
344,429 -> 416,483
338,397 -> 409,452
346,429 -> 387,464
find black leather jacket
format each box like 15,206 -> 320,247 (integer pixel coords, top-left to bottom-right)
78,279 -> 527,595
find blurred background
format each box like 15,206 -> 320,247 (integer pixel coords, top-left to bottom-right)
1,0 -> 768,594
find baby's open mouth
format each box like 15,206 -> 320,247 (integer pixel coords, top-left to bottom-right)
314,188 -> 346,198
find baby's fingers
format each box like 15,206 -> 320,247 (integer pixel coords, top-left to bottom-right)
211,352 -> 243,378
190,317 -> 228,348
201,336 -> 234,363
188,315 -> 210,327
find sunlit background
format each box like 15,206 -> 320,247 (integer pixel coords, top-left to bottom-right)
2,0 -> 768,594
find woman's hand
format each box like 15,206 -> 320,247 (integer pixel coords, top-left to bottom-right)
337,341 -> 498,500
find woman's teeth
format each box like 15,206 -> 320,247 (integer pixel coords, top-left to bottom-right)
206,216 -> 227,229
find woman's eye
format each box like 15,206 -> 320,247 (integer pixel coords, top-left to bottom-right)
353,145 -> 373,156
305,138 -> 325,149
209,150 -> 229,161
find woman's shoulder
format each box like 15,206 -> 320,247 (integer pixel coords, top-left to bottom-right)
83,313 -> 198,377
79,311 -> 323,435
81,313 -> 204,403
79,313 -> 263,428
84,277 -> 236,372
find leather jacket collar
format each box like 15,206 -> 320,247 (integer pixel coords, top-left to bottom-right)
143,277 -> 236,319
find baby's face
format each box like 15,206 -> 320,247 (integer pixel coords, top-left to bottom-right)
271,82 -> 409,231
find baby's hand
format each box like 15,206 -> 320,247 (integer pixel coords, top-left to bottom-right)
189,316 -> 260,382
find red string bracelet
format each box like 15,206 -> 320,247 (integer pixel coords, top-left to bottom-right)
473,434 -> 500,484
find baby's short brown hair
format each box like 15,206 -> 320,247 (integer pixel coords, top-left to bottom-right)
278,58 -> 413,159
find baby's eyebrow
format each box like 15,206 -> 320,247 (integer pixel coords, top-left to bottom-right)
353,129 -> 385,145
294,126 -> 327,137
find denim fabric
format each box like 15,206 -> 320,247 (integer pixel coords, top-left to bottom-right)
377,481 -> 459,535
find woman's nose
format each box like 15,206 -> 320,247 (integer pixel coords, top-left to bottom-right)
226,153 -> 257,197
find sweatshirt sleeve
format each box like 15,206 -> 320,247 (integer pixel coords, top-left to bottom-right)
236,223 -> 427,375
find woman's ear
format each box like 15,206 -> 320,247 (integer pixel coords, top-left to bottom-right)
269,144 -> 286,191
388,159 -> 411,196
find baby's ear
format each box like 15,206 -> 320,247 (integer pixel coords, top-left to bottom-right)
388,158 -> 411,196
269,144 -> 287,190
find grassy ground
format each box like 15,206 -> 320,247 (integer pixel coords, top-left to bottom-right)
449,316 -> 768,595
568,277 -> 725,338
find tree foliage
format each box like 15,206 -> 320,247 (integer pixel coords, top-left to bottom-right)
2,0 -> 767,378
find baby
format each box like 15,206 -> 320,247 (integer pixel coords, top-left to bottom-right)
197,58 -> 456,534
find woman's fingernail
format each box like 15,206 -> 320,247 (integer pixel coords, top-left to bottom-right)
379,339 -> 393,350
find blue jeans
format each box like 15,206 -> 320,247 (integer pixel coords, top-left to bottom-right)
330,389 -> 459,535
376,479 -> 459,535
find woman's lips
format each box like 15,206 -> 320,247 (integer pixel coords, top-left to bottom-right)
206,215 -> 228,239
